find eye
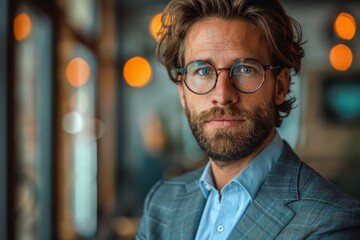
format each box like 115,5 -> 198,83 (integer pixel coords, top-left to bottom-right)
241,66 -> 253,73
233,65 -> 254,75
197,67 -> 212,76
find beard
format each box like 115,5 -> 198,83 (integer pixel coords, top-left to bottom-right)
184,96 -> 277,165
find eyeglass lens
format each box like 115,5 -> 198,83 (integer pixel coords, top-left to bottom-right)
184,60 -> 265,94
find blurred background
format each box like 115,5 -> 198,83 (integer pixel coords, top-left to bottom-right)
1,0 -> 360,239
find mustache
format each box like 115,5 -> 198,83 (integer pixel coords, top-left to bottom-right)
194,106 -> 251,125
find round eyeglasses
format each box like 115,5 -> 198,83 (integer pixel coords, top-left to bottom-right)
177,58 -> 281,95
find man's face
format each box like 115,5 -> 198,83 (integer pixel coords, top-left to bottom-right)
178,18 -> 289,165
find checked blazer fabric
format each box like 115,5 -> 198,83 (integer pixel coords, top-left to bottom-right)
136,142 -> 360,239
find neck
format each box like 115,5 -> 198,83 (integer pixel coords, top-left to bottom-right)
210,130 -> 276,191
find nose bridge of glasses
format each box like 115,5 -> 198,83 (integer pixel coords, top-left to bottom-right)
215,67 -> 236,90
215,67 -> 232,77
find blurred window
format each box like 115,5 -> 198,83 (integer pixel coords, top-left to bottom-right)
65,0 -> 99,37
14,4 -> 53,240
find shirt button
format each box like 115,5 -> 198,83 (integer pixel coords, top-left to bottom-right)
217,225 -> 224,233
205,184 -> 211,191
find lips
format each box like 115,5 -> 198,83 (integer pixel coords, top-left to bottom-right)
206,115 -> 246,127
208,115 -> 245,121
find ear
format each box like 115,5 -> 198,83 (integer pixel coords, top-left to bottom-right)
275,68 -> 290,105
178,83 -> 186,109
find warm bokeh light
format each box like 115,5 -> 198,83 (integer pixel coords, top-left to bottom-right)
149,13 -> 163,41
123,57 -> 152,88
14,13 -> 32,41
334,12 -> 356,40
329,44 -> 353,71
66,58 -> 91,87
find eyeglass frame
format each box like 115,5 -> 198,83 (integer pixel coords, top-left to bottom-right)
176,58 -> 282,95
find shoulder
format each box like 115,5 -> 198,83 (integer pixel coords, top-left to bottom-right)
137,168 -> 205,239
275,141 -> 359,207
281,142 -> 360,207
292,162 -> 360,237
270,142 -> 360,236
297,160 -> 360,209
143,167 -> 203,208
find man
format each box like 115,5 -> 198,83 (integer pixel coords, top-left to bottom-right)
136,0 -> 360,239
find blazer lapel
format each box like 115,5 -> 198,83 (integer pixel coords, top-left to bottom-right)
229,189 -> 296,239
229,142 -> 301,239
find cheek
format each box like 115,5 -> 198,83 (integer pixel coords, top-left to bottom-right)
241,88 -> 275,110
183,91 -> 210,113
256,79 -> 276,102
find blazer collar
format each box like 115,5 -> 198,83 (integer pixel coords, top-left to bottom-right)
262,141 -> 301,202
229,141 -> 301,239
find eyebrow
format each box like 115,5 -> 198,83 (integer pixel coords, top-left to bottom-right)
183,57 -> 260,67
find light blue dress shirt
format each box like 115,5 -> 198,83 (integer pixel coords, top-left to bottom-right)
195,133 -> 283,240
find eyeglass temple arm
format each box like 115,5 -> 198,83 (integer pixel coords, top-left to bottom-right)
177,68 -> 185,74
265,65 -> 282,70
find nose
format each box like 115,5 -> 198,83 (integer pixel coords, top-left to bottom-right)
210,70 -> 239,106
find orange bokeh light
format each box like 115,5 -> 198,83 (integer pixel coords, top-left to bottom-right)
14,13 -> 32,41
329,44 -> 353,71
123,57 -> 152,88
334,12 -> 356,40
66,58 -> 91,87
149,13 -> 163,41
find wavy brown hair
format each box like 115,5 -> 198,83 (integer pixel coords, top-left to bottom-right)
156,0 -> 305,127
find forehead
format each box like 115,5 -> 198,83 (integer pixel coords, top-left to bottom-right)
184,18 -> 270,64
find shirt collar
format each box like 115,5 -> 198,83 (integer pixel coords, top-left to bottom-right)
199,132 -> 284,199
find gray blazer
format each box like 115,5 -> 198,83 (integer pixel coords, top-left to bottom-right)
136,142 -> 360,239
